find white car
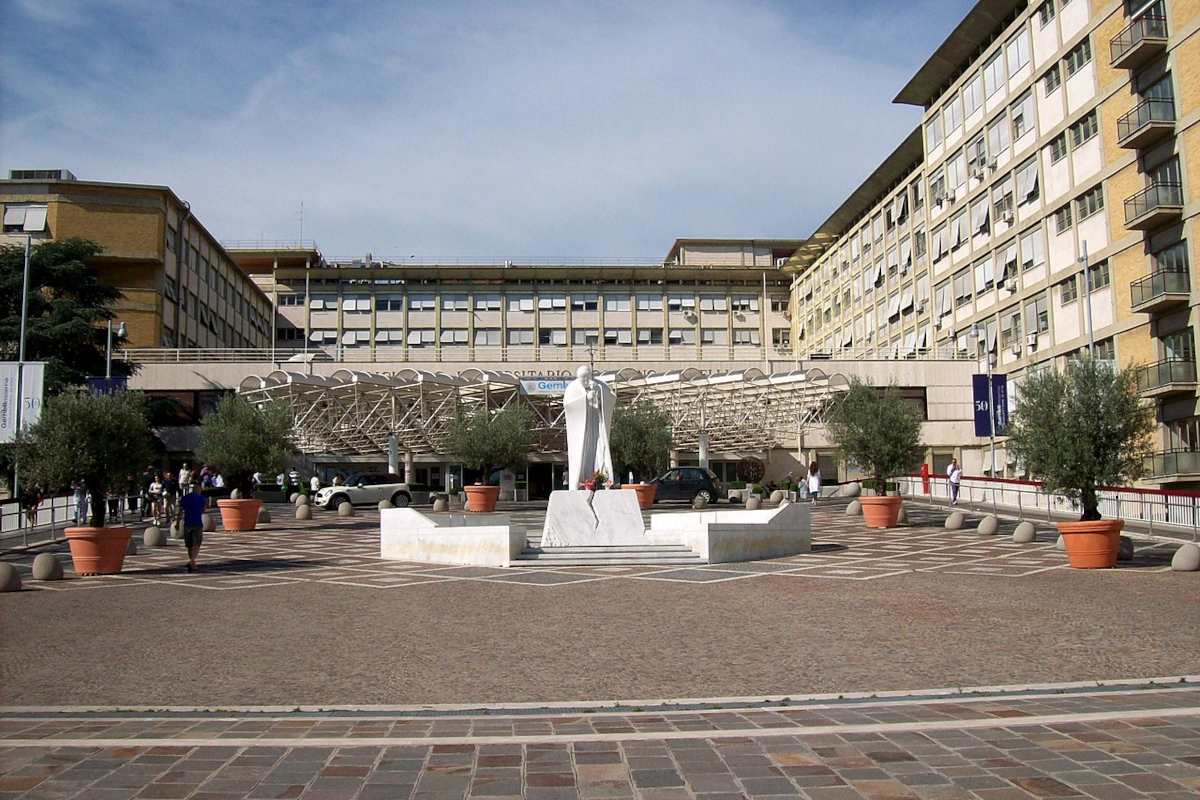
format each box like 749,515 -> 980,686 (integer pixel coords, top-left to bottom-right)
315,473 -> 412,510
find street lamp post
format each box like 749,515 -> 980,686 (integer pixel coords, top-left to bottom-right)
105,320 -> 127,380
12,235 -> 32,498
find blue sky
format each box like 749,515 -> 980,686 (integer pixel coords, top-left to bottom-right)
1,0 -> 976,260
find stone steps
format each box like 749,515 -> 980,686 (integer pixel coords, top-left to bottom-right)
513,542 -> 703,566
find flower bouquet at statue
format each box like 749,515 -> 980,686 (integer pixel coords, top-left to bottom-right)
581,471 -> 609,491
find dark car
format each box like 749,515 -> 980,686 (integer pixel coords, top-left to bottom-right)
650,467 -> 723,504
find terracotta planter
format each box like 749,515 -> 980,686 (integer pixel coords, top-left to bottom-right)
859,496 -> 903,528
64,527 -> 132,576
216,498 -> 264,532
1057,518 -> 1124,568
628,483 -> 657,509
464,485 -> 499,513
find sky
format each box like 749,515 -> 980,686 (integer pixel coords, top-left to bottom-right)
1,0 -> 977,261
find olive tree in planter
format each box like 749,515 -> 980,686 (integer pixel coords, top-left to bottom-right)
443,403 -> 534,512
194,394 -> 295,531
610,401 -> 672,508
824,377 -> 925,528
1006,358 -> 1153,568
17,389 -> 154,575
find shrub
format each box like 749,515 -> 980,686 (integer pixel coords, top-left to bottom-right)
735,456 -> 766,483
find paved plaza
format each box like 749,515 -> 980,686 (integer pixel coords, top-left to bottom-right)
2,498 -> 1198,797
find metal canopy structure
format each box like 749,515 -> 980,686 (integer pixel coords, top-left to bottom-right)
238,367 -> 850,459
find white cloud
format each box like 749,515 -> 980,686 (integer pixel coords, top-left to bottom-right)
1,0 -> 975,257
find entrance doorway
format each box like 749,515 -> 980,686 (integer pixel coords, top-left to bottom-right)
528,463 -> 559,499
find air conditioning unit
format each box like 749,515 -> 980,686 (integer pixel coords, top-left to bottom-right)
933,193 -> 947,205
1027,332 -> 1038,349
996,278 -> 1008,291
1011,342 -> 1023,355
916,300 -> 926,312
971,168 -> 986,180
987,160 -> 998,171
1001,212 -> 1014,224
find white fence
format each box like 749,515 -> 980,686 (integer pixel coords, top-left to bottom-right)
897,474 -> 1200,541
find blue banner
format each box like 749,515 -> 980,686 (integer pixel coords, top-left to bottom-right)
972,374 -> 1008,437
87,376 -> 128,396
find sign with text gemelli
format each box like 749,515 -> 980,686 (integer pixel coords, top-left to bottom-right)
972,373 -> 1008,438
520,378 -> 572,396
0,362 -> 45,443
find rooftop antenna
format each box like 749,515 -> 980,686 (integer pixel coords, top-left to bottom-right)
296,201 -> 304,242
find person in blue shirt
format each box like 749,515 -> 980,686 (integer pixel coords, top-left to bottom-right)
177,483 -> 208,573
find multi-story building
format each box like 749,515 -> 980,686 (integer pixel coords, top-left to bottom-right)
790,0 -> 1199,487
0,169 -> 274,354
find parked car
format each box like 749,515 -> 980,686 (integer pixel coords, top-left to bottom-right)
650,467 -> 723,504
315,473 -> 411,510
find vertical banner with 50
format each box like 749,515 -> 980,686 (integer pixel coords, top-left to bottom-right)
0,362 -> 45,443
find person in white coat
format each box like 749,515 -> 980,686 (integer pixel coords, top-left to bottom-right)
806,462 -> 822,506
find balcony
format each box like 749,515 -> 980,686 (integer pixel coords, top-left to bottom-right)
1124,182 -> 1183,231
1116,98 -> 1175,149
1130,269 -> 1190,314
1144,449 -> 1200,483
1136,358 -> 1197,399
1111,15 -> 1168,70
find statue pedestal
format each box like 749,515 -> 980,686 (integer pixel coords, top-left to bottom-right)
543,490 -> 648,547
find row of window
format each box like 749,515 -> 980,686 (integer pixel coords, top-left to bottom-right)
282,327 -> 786,347
282,293 -> 787,314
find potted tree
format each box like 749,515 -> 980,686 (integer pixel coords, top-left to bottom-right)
610,401 -> 672,508
194,394 -> 295,531
824,377 -> 925,528
443,404 -> 534,512
17,389 -> 154,575
1006,358 -> 1154,568
736,456 -> 766,496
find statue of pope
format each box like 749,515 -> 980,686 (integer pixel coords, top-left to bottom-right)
563,365 -> 615,490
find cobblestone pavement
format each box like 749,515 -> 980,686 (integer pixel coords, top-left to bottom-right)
2,681 -> 1199,798
3,500 -> 1199,796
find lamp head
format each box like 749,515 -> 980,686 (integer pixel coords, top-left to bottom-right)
117,322 -> 127,337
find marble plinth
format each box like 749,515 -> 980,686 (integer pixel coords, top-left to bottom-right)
646,503 -> 811,563
381,508 -> 526,567
542,490 -> 648,547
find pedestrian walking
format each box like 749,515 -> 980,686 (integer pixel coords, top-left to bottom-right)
310,472 -> 321,492
73,480 -> 88,525
162,472 -> 180,524
948,457 -> 962,505
177,483 -> 207,573
19,483 -> 42,531
806,462 -> 822,507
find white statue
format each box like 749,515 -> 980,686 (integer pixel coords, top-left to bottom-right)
563,364 -> 615,490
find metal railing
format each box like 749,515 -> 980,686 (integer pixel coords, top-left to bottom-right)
897,474 -> 1199,541
1124,181 -> 1183,226
221,240 -> 319,252
1116,98 -> 1175,143
1110,14 -> 1168,63
1130,268 -> 1189,309
795,344 -> 976,361
1136,358 -> 1196,394
123,343 -> 799,366
1144,450 -> 1200,481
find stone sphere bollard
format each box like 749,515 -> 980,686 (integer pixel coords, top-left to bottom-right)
32,553 -> 63,581
745,496 -> 762,510
378,499 -> 394,511
1055,534 -> 1066,551
144,526 -> 166,547
296,495 -> 310,507
842,482 -> 862,498
126,537 -> 138,556
769,490 -> 784,504
257,507 -> 271,524
896,507 -> 908,524
846,499 -> 862,516
296,505 -> 312,521
202,513 -> 215,532
1012,521 -> 1036,543
338,502 -> 355,517
1171,542 -> 1200,571
693,495 -> 709,510
290,492 -> 300,504
944,510 -> 964,530
230,488 -> 242,500
977,515 -> 999,535
0,563 -> 22,592
432,498 -> 449,512
1118,535 -> 1134,562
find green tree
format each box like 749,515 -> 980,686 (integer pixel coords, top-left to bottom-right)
17,389 -> 154,527
1006,358 -> 1154,520
0,238 -> 131,393
194,394 -> 296,497
824,378 -> 925,494
443,404 -> 535,477
610,401 -> 672,482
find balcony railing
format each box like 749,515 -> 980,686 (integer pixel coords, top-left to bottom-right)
1136,358 -> 1197,398
1124,181 -> 1183,231
1116,98 -> 1175,149
1111,14 -> 1168,70
1144,449 -> 1200,482
1130,269 -> 1190,314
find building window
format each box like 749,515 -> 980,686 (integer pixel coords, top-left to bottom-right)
1043,63 -> 1062,95
604,328 -> 633,345
1064,37 -> 1092,78
1069,111 -> 1098,148
473,328 -> 501,346
507,328 -> 534,345
1154,240 -> 1189,272
732,329 -> 761,345
987,112 -> 1011,158
572,328 -> 599,345
1060,275 -> 1079,304
636,327 -> 664,345
667,294 -> 696,311
406,329 -> 435,346
570,293 -> 598,311
636,294 -> 663,311
537,294 -> 566,311
700,328 -> 728,345
925,116 -> 943,151
669,328 -> 696,345
507,294 -> 535,312
1074,185 -> 1104,221
1011,91 -> 1034,139
1087,259 -> 1111,290
698,295 -> 728,312
1016,158 -> 1040,205
409,294 -> 436,311
962,74 -> 983,118
379,294 -> 404,311
953,270 -> 974,307
440,328 -> 469,345
1038,0 -> 1056,27
770,298 -> 788,313
1049,133 -> 1068,163
1006,30 -> 1030,75
604,294 -> 631,312
1024,294 -> 1050,335
538,328 -> 567,346
276,328 -> 304,341
772,328 -> 791,347
943,94 -> 962,136
475,293 -> 501,311
983,51 -> 1005,97
277,294 -> 303,306
1053,204 -> 1073,234
731,296 -> 759,312
1020,227 -> 1047,270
